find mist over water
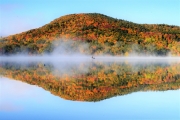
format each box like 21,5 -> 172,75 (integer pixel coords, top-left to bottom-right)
0,55 -> 180,64
0,39 -> 179,62
0,56 -> 180,78
0,39 -> 180,77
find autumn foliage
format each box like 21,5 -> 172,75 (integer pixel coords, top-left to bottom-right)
0,13 -> 180,56
0,61 -> 179,102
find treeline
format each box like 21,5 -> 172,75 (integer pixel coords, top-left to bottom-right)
0,13 -> 180,55
0,61 -> 179,102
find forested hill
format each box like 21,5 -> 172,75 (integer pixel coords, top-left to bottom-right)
0,13 -> 180,55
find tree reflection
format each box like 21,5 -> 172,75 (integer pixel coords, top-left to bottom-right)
0,60 -> 179,102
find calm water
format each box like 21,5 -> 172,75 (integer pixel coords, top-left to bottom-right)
0,57 -> 180,120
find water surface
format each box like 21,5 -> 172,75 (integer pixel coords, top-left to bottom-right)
0,57 -> 180,120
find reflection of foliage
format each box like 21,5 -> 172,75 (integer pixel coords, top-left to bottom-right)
0,13 -> 180,55
0,61 -> 180,102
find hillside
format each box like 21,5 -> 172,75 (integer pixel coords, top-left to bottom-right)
0,13 -> 180,55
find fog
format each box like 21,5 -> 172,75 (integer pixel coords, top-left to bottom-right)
0,55 -> 180,63
0,56 -> 180,78
0,39 -> 180,77
1,39 -> 179,61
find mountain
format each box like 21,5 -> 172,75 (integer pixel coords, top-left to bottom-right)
0,13 -> 180,55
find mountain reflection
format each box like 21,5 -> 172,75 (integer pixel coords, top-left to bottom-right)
0,59 -> 179,102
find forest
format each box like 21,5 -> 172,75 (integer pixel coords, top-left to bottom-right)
0,61 -> 179,102
0,13 -> 180,56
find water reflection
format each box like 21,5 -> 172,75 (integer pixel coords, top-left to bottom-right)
0,57 -> 179,102
0,77 -> 180,120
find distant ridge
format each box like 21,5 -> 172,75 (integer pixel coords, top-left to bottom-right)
0,13 -> 180,56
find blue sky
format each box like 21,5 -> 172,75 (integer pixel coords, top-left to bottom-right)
0,0 -> 180,36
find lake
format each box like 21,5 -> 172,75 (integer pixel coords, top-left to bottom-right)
0,56 -> 180,120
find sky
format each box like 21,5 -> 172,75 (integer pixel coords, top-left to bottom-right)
0,0 -> 180,37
